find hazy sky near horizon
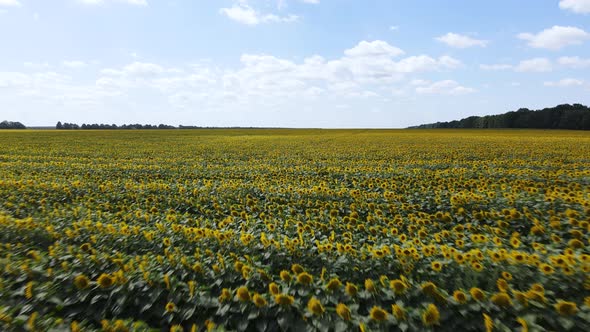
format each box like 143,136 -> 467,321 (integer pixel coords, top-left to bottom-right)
1,0 -> 590,128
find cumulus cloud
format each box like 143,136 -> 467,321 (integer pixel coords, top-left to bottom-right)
78,0 -> 148,5
3,40 -> 467,123
415,80 -> 476,95
517,26 -> 589,50
0,0 -> 20,6
559,0 -> 590,13
558,56 -> 590,68
514,58 -> 552,72
220,3 -> 298,25
543,78 -> 585,87
436,33 -> 488,48
344,40 -> 404,58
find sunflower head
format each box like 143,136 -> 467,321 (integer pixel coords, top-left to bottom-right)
421,304 -> 440,326
236,286 -> 250,302
390,279 -> 407,295
326,278 -> 342,291
453,290 -> 468,304
336,303 -> 352,320
491,292 -> 512,307
555,300 -> 578,316
346,282 -> 358,297
269,282 -> 280,295
253,293 -> 267,308
274,293 -> 294,306
97,274 -> 114,288
74,275 -> 90,290
369,306 -> 388,322
391,304 -> 406,320
307,297 -> 324,316
279,270 -> 291,282
297,272 -> 313,285
165,302 -> 176,313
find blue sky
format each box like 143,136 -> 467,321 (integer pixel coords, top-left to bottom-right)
1,0 -> 589,128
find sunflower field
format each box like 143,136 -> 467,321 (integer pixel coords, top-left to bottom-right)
0,129 -> 589,332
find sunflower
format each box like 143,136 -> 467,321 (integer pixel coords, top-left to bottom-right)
501,271 -> 513,280
165,302 -> 176,313
431,261 -> 443,272
539,263 -> 554,275
307,297 -> 324,315
497,278 -> 509,292
218,288 -> 231,303
291,264 -> 304,274
274,293 -> 294,306
336,303 -> 351,321
453,290 -> 468,304
525,290 -> 546,303
279,270 -> 291,282
297,272 -> 313,285
390,279 -> 407,295
74,275 -> 90,290
113,320 -> 128,332
269,282 -> 280,295
369,306 -> 388,322
512,291 -> 528,306
554,300 -> 578,316
236,286 -> 250,302
421,282 -> 438,296
365,279 -> 376,293
253,293 -> 267,308
346,282 -> 358,297
97,274 -> 114,288
530,283 -> 544,293
471,262 -> 484,272
326,278 -> 342,291
491,292 -> 512,307
483,314 -> 493,332
421,304 -> 440,326
517,317 -> 528,332
25,281 -> 33,299
391,304 -> 406,320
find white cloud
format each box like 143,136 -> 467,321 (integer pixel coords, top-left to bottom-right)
436,33 -> 488,48
3,40 -> 468,127
515,58 -> 552,72
517,26 -> 589,50
63,61 -> 88,69
389,26 -> 399,31
559,0 -> 590,14
301,0 -> 320,4
480,64 -> 512,71
558,56 -> 590,68
544,78 -> 584,87
415,80 -> 476,95
344,40 -> 404,58
0,0 -> 20,6
78,0 -> 148,5
220,3 -> 298,25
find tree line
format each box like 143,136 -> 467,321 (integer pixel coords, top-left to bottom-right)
56,122 -> 176,130
410,104 -> 590,130
0,121 -> 26,129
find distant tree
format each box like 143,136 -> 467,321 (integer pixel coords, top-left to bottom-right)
410,104 -> 590,130
0,120 -> 26,129
56,121 -> 63,129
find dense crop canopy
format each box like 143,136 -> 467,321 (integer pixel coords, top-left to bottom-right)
0,129 -> 589,331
